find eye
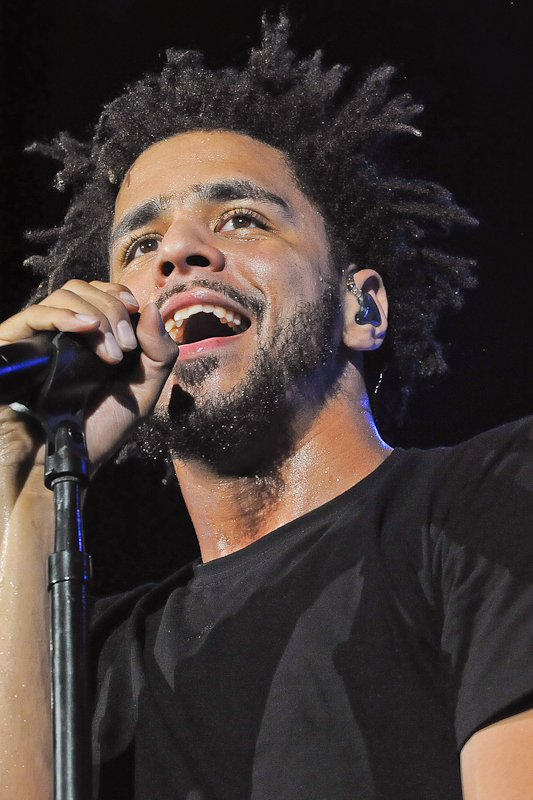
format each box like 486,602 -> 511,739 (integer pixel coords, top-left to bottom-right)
216,209 -> 267,233
123,235 -> 161,264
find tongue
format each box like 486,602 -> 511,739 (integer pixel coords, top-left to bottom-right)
183,313 -> 236,345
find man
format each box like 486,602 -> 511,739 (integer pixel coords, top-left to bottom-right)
1,15 -> 533,800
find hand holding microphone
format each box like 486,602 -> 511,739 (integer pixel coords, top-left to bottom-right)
0,315 -> 143,407
0,280 -> 178,469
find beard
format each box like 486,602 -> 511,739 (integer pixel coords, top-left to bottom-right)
135,282 -> 343,478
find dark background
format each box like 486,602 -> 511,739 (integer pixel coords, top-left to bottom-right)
1,0 -> 531,592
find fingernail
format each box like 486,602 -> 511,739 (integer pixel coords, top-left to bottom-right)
104,331 -> 123,361
75,313 -> 100,324
117,319 -> 138,349
119,292 -> 139,308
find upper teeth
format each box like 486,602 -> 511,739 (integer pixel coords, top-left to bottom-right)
164,304 -> 244,340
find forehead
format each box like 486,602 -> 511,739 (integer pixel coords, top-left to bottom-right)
114,130 -> 309,221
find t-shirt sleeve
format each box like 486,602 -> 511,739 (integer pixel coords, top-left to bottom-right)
432,417 -> 533,749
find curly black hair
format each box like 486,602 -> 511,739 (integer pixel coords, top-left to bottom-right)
24,14 -> 477,428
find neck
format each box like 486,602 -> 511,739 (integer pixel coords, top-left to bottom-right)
173,369 -> 391,563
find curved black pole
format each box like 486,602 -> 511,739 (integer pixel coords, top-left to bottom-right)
46,422 -> 92,800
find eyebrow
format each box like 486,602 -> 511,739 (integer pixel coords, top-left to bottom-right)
109,179 -> 292,252
193,179 -> 290,212
110,197 -> 167,253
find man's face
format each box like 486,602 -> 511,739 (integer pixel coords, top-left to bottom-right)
110,131 -> 344,469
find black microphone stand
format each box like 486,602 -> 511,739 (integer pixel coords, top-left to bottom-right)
2,321 -> 143,799
45,420 -> 92,800
11,331 -> 109,800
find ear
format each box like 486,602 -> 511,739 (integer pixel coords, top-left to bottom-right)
342,268 -> 388,351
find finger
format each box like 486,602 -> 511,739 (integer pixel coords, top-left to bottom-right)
0,305 -> 100,346
88,281 -> 140,313
83,305 -> 178,463
71,282 -> 139,353
40,282 -> 139,360
38,290 -> 124,362
136,303 -> 179,367
88,284 -> 141,355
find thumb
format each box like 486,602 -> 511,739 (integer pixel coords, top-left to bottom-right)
136,303 -> 179,367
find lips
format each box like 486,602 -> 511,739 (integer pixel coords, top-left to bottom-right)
165,302 -> 250,345
160,289 -> 252,352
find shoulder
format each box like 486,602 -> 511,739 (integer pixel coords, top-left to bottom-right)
348,417 -> 533,606
381,415 -> 533,530
432,414 -> 533,480
422,416 -> 533,568
391,414 -> 533,486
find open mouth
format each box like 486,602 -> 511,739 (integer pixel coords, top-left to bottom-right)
165,303 -> 251,346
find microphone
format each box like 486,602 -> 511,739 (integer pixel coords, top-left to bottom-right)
0,318 -> 141,409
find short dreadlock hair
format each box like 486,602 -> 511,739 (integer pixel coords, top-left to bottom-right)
25,14 -> 477,428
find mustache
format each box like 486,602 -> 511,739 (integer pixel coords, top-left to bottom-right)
155,278 -> 264,323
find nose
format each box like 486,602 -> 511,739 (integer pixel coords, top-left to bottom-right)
152,218 -> 225,285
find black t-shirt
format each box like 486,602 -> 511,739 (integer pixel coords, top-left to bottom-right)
91,417 -> 533,799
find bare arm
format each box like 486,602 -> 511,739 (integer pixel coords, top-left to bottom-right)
0,281 -> 178,798
461,707 -> 533,799
0,414 -> 55,797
